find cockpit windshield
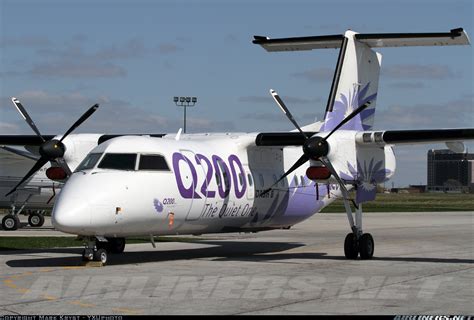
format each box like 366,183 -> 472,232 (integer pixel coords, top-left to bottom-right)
75,153 -> 103,172
98,153 -> 137,170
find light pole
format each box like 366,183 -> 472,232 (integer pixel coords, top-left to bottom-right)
173,96 -> 197,133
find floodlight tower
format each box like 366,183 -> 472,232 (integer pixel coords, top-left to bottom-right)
173,96 -> 197,133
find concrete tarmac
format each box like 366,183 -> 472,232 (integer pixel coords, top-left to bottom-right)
0,211 -> 473,315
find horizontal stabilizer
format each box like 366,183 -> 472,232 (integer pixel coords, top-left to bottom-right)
253,28 -> 470,52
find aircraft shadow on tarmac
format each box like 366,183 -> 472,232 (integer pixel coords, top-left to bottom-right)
4,240 -> 474,268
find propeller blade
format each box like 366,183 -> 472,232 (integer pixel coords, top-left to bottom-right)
60,104 -> 99,142
5,157 -> 49,196
55,157 -> 72,176
11,97 -> 45,142
270,89 -> 308,139
323,101 -> 372,141
319,157 -> 349,194
261,153 -> 310,196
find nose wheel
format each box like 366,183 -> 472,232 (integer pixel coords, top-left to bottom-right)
81,237 -> 126,265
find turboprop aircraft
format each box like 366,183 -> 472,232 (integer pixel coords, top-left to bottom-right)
38,28 -> 474,265
0,98 -> 166,230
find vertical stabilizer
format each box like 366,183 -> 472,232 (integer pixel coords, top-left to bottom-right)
253,27 -> 469,133
320,31 -> 381,132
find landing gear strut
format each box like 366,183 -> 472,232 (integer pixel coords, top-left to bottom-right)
81,237 -> 126,265
340,189 -> 374,260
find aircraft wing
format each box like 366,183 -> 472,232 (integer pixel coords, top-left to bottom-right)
0,135 -> 56,146
0,134 -> 167,146
255,132 -> 318,146
355,128 -> 474,146
0,147 -> 36,164
255,129 -> 474,147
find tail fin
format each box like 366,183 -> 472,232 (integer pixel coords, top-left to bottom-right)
321,30 -> 381,132
253,28 -> 470,132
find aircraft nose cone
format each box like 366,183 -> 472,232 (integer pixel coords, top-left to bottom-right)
52,196 -> 91,234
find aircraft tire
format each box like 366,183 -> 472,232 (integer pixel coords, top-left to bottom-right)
344,233 -> 359,259
2,214 -> 20,231
28,212 -> 45,227
94,248 -> 108,265
107,238 -> 126,254
359,233 -> 374,260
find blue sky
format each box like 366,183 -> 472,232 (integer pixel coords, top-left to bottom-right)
0,0 -> 473,187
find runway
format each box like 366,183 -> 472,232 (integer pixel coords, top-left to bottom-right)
0,211 -> 473,315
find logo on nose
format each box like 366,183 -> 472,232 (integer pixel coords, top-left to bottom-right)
153,198 -> 164,213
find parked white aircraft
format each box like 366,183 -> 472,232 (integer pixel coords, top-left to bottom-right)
9,28 -> 474,265
0,98 -> 166,230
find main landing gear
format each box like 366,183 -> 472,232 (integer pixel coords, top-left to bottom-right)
2,210 -> 46,231
81,237 -> 126,265
340,190 -> 374,260
2,192 -> 46,230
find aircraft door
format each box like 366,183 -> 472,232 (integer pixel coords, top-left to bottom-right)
179,150 -> 208,221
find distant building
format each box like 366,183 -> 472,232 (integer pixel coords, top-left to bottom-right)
427,149 -> 474,193
391,185 -> 426,194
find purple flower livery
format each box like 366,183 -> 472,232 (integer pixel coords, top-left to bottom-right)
321,83 -> 377,132
339,159 -> 392,204
153,198 -> 164,213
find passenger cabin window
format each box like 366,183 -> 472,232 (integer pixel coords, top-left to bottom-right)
75,153 -> 102,171
139,155 -> 170,171
98,153 -> 137,170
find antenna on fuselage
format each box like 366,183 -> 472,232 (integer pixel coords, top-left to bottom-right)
175,128 -> 183,141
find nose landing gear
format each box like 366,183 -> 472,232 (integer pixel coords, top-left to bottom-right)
81,237 -> 126,265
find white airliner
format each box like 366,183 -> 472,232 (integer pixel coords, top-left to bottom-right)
5,28 -> 474,265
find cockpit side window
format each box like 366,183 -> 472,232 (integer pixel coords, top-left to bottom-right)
75,153 -> 103,171
138,154 -> 170,171
98,153 -> 137,170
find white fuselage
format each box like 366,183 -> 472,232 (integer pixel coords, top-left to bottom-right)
52,133 -> 396,237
